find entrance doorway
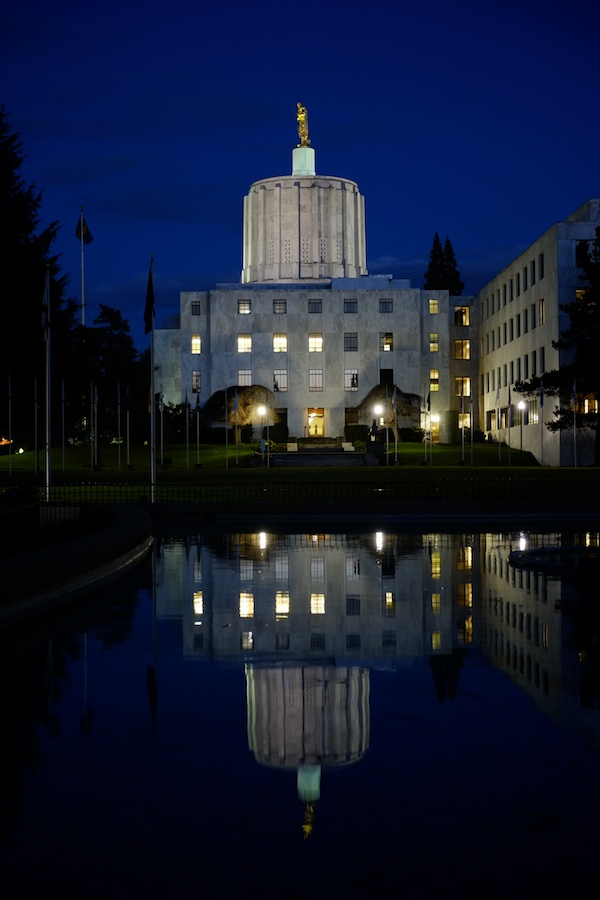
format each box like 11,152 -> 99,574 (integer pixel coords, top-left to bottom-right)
307,408 -> 325,437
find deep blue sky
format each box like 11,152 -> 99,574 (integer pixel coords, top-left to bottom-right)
3,0 -> 599,350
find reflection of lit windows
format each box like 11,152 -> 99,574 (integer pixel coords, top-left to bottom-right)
276,633 -> 290,650
237,334 -> 252,353
457,583 -> 473,607
311,557 -> 325,581
275,591 -> 290,618
431,631 -> 442,650
275,555 -> 289,580
239,559 -> 253,581
311,593 -> 325,615
382,631 -> 396,648
457,616 -> 473,643
241,632 -> 254,650
383,591 -> 396,617
457,546 -> 473,570
346,595 -> 361,616
431,593 -> 441,614
346,556 -> 360,580
346,634 -> 361,649
311,633 -> 326,650
193,591 -> 203,616
309,333 -> 323,352
191,335 -> 201,354
542,623 -> 550,649
239,592 -> 254,618
273,333 -> 288,352
431,550 -> 441,579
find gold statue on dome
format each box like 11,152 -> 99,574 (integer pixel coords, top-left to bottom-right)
296,102 -> 310,147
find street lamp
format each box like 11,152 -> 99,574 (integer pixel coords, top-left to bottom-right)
518,401 -> 525,458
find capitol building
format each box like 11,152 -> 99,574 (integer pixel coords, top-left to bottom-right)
154,107 -> 599,466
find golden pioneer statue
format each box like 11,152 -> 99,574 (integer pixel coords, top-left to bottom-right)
296,102 -> 310,147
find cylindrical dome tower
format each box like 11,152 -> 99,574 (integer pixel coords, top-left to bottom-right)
241,144 -> 368,284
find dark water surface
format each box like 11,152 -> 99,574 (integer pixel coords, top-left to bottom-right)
2,526 -> 600,899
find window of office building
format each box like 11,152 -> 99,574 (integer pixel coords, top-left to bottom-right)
454,306 -> 470,326
275,591 -> 290,618
346,595 -> 361,616
344,332 -> 358,351
273,369 -> 287,392
309,333 -> 323,352
239,592 -> 254,618
430,369 -> 440,392
530,259 -> 536,286
191,334 -> 201,354
429,298 -> 439,314
191,300 -> 201,316
237,334 -> 252,353
238,298 -> 251,314
379,298 -> 393,313
344,298 -> 357,313
539,298 -> 546,325
531,304 -> 536,329
516,273 -> 521,296
429,332 -> 439,352
523,267 -> 528,291
238,369 -> 252,386
308,299 -> 322,313
273,333 -> 287,352
523,309 -> 528,333
309,369 -> 323,391
345,369 -> 359,391
379,332 -> 393,352
538,253 -> 545,279
192,371 -> 201,393
273,298 -> 287,314
454,339 -> 470,360
455,377 -> 471,396
311,593 -> 325,615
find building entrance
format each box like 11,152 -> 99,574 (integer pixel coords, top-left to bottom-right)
306,408 -> 325,437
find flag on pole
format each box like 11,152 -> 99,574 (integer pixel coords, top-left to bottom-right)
144,257 -> 155,334
41,275 -> 50,343
75,214 -> 93,244
426,392 -> 431,412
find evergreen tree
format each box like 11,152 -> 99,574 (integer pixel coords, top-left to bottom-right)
514,225 -> 600,464
443,236 -> 465,295
423,232 -> 464,295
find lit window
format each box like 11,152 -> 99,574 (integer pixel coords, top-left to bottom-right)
275,591 -> 290,618
273,369 -> 287,392
431,550 -> 441,578
429,369 -> 440,392
273,298 -> 287,314
431,593 -> 441,614
379,333 -> 393,352
237,334 -> 252,353
539,298 -> 546,325
345,369 -> 359,391
454,306 -> 470,326
344,298 -> 357,313
429,298 -> 439,314
241,632 -> 254,650
457,546 -> 473,570
344,332 -> 358,351
309,369 -> 323,391
239,592 -> 254,618
429,332 -> 439,352
273,333 -> 287,352
238,369 -> 252,386
454,340 -> 470,360
191,335 -> 201,354
379,298 -> 393,313
308,299 -> 322,313
457,583 -> 473,607
309,333 -> 323,352
383,591 -> 395,617
238,298 -> 251,314
458,413 -> 471,430
455,377 -> 471,396
431,631 -> 442,650
193,591 -> 203,616
311,593 -> 325,614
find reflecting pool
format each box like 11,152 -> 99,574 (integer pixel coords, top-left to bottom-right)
2,525 -> 600,899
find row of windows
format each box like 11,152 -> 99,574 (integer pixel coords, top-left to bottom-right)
482,299 -> 546,355
190,332 -> 396,354
232,590 -> 398,617
481,254 -> 545,320
482,347 -> 546,393
190,297 -> 462,317
232,631 -> 399,652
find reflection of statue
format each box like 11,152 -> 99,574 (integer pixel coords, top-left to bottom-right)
296,102 -> 310,147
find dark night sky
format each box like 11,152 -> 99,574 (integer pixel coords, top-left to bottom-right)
3,0 -> 599,349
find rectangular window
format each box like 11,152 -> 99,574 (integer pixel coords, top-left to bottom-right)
538,253 -> 545,279
523,355 -> 529,379
275,591 -> 290,618
530,260 -> 536,286
346,555 -> 360,580
531,350 -> 537,376
239,591 -> 254,618
273,298 -> 287,314
523,309 -> 528,334
344,332 -> 358,352
429,298 -> 439,314
509,279 -> 514,302
503,284 -> 507,306
503,364 -> 507,387
310,593 -> 325,615
503,322 -> 507,345
238,298 -> 251,314
454,306 -> 470,326
516,357 -> 521,381
273,333 -> 287,353
454,339 -> 470,360
309,369 -> 323,391
310,557 -> 325,580
191,335 -> 201,354
531,304 -> 536,329
430,369 -> 440,392
379,298 -> 393,313
429,332 -> 439,352
192,371 -> 201,394
523,267 -> 528,291
191,300 -> 201,316
346,595 -> 361,616
273,369 -> 287,392
516,315 -> 521,338
539,298 -> 546,325
308,299 -> 322,313
509,361 -> 514,383
509,319 -> 514,341
238,369 -> 252,386
309,333 -> 323,352
379,332 -> 393,352
345,369 -> 359,391
237,334 -> 252,353
516,273 -> 521,296
455,377 -> 471,396
540,346 -> 545,373
344,298 -> 357,313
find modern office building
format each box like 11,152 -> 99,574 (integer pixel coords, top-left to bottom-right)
154,119 -> 598,464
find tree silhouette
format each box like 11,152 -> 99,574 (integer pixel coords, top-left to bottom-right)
423,232 -> 464,295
